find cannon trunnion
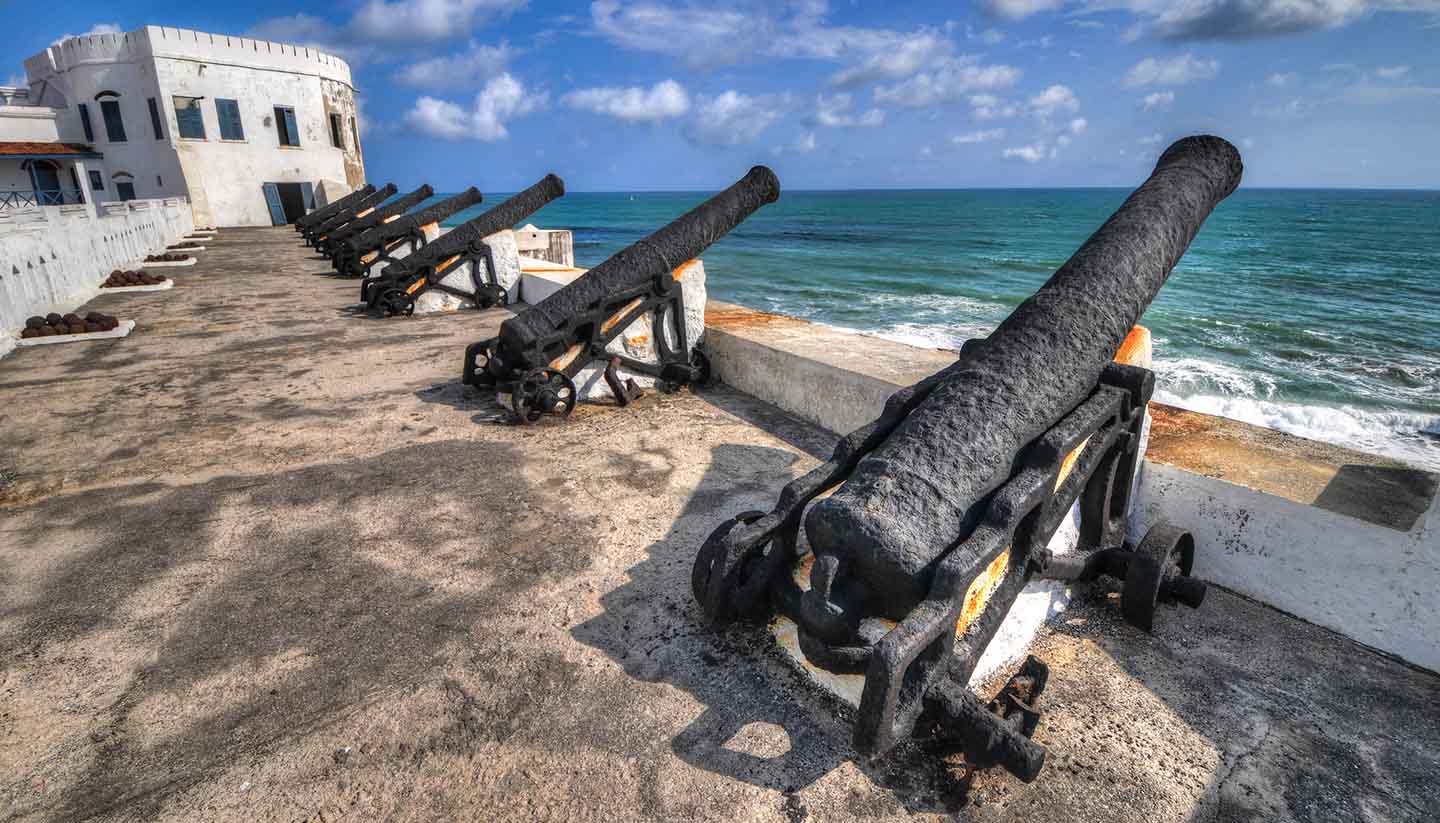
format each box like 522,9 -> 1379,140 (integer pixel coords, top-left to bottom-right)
461,165 -> 780,424
693,137 -> 1242,782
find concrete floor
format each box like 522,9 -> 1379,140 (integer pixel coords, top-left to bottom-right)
1,227 -> 1436,822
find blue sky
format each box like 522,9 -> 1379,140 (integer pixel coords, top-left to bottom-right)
7,1 -> 1439,191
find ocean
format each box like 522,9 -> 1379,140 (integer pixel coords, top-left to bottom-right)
439,188 -> 1440,471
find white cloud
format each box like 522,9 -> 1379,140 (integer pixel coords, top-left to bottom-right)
829,29 -> 952,87
1028,84 -> 1080,117
395,42 -> 515,90
1139,133 -> 1164,145
351,0 -> 527,43
687,91 -> 787,146
874,55 -> 1022,108
1068,117 -> 1087,134
1337,84 -> 1440,104
982,0 -> 1062,19
1375,65 -> 1411,79
970,93 -> 1020,120
1003,141 -> 1052,162
1123,53 -> 1220,87
953,128 -> 1006,144
404,73 -> 545,141
52,22 -> 122,45
978,28 -> 1007,44
806,93 -> 884,128
774,131 -> 818,155
1267,71 -> 1297,87
1142,90 -> 1175,109
562,79 -> 691,122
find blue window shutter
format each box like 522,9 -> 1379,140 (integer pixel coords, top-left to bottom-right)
216,99 -> 244,140
78,103 -> 95,142
262,183 -> 286,225
100,100 -> 127,142
283,109 -> 300,146
300,182 -> 315,213
175,97 -> 205,140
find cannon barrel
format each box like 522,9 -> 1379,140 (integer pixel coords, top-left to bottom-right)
311,184 -> 397,239
295,184 -> 374,230
345,187 -> 483,255
376,174 -> 564,282
324,184 -> 434,249
498,165 -> 780,368
804,136 -> 1242,616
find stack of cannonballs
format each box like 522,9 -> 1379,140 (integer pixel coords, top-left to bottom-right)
103,269 -> 168,288
169,241 -> 201,249
20,312 -> 120,338
144,252 -> 191,263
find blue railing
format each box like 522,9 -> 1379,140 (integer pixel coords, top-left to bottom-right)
0,189 -> 86,209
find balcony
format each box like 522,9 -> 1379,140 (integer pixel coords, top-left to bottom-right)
0,188 -> 86,209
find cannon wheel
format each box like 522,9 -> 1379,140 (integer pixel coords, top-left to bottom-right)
377,288 -> 415,317
691,510 -> 767,615
1121,522 -> 1197,633
464,338 -> 500,389
512,368 -> 576,424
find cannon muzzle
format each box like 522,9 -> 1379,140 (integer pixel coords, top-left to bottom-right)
295,183 -> 374,231
309,183 -> 397,242
323,184 -> 434,255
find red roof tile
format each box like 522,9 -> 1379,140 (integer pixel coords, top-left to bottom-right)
0,141 -> 100,156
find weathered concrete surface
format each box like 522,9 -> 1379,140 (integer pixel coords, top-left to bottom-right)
0,229 -> 1437,822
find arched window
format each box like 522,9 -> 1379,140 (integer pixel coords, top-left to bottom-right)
94,90 -> 121,100
94,91 -> 127,142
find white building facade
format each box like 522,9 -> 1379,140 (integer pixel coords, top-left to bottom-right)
1,26 -> 365,227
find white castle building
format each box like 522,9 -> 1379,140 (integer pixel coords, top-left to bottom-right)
0,25 -> 365,227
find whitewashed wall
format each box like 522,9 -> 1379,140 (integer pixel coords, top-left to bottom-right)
0,197 -> 192,358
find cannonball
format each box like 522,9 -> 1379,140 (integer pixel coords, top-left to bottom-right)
67,322 -> 86,334
45,313 -> 63,325
85,312 -> 104,323
37,325 -> 55,337
62,313 -> 81,324
25,316 -> 45,329
21,327 -> 38,339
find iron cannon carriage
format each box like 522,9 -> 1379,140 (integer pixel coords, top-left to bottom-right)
692,137 -> 1242,783
315,184 -> 433,258
461,165 -> 780,424
361,174 -> 565,316
331,188 -> 484,279
303,183 -> 396,247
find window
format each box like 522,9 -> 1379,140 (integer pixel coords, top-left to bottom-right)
274,106 -> 300,147
113,174 -> 136,202
77,103 -> 95,142
99,99 -> 127,142
88,170 -> 104,192
216,99 -> 244,141
147,98 -> 164,140
173,96 -> 205,140
329,113 -> 344,148
350,117 -> 358,150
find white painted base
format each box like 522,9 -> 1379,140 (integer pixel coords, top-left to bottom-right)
138,258 -> 197,268
16,319 -> 136,346
100,280 -> 174,293
167,245 -> 206,252
413,230 -> 521,314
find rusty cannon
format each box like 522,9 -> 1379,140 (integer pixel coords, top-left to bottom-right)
692,137 -> 1241,782
331,188 -> 484,279
302,183 -> 396,247
315,184 -> 434,259
362,174 -> 564,316
294,184 -> 375,237
461,165 -> 780,424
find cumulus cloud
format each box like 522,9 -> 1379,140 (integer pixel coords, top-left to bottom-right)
1123,53 -> 1220,87
1375,65 -> 1411,78
404,73 -> 545,141
1028,84 -> 1080,118
967,1 -> 1440,42
806,93 -> 885,128
1003,141 -> 1052,162
970,93 -> 1020,120
686,91 -> 787,146
395,42 -> 515,90
773,131 -> 818,155
1142,90 -> 1176,109
562,79 -> 691,122
1068,117 -> 1087,134
350,0 -> 527,43
52,22 -> 122,45
953,128 -> 1006,144
829,29 -> 953,87
873,55 -> 1022,107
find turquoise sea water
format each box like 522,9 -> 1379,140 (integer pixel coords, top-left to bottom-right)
439,188 -> 1440,470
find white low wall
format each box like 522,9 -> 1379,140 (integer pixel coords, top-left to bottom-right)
0,198 -> 193,358
702,301 -> 1440,674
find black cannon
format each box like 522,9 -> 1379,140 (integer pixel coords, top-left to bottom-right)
294,184 -> 375,235
362,174 -> 564,317
462,166 -> 779,424
332,188 -> 484,279
692,137 -> 1241,782
316,184 -> 434,258
303,183 -> 396,246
